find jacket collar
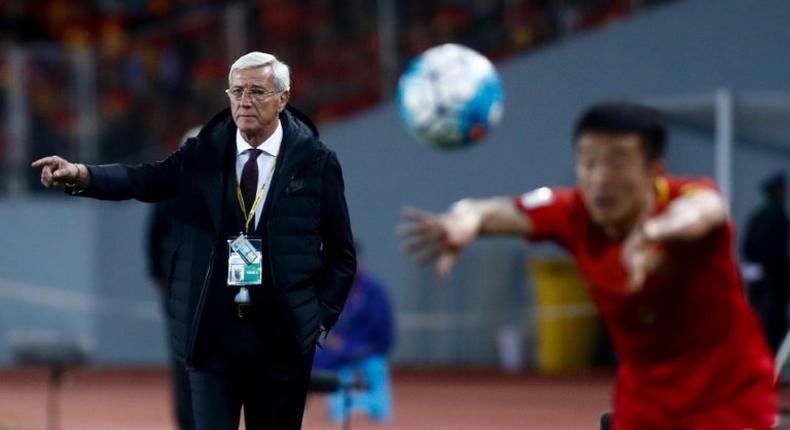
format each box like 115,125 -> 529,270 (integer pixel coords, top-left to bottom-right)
196,106 -> 320,237
265,106 -> 320,217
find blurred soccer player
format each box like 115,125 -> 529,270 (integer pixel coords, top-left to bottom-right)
400,102 -> 776,429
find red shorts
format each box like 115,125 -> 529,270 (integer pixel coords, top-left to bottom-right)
612,372 -> 777,430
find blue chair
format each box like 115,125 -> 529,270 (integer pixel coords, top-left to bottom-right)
325,354 -> 393,423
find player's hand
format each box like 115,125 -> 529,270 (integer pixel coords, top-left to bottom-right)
622,224 -> 664,292
398,205 -> 481,279
31,155 -> 81,188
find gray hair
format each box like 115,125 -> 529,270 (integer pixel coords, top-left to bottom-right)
228,51 -> 290,91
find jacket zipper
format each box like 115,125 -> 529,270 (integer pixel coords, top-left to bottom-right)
266,220 -> 278,290
186,247 -> 215,365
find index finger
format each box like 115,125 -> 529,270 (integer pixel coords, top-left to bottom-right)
396,221 -> 431,238
397,208 -> 444,239
31,156 -> 57,168
400,206 -> 437,222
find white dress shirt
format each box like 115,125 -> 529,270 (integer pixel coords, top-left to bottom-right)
235,120 -> 282,229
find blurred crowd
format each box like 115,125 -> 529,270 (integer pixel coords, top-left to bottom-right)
0,0 -> 675,189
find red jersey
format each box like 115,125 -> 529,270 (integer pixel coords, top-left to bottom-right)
515,176 -> 776,430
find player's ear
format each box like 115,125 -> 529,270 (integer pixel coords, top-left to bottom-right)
648,159 -> 666,177
278,90 -> 290,113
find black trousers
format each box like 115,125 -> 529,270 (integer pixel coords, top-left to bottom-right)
188,344 -> 315,430
749,280 -> 789,353
162,299 -> 195,430
171,357 -> 196,430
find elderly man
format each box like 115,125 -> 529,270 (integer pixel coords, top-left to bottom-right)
32,51 -> 356,430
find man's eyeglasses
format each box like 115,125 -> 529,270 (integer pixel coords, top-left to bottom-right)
225,86 -> 280,101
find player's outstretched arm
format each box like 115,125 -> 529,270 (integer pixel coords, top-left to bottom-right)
399,197 -> 533,278
643,189 -> 727,242
622,189 -> 728,291
31,156 -> 91,189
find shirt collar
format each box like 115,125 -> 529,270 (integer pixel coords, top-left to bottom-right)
236,119 -> 282,157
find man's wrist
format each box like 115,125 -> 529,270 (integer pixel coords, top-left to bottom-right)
450,198 -> 484,229
643,219 -> 660,242
65,163 -> 90,189
74,163 -> 90,187
644,215 -> 682,243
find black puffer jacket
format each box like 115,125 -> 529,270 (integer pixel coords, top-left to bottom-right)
76,106 -> 356,363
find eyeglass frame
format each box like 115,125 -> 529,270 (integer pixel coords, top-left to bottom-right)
225,85 -> 283,102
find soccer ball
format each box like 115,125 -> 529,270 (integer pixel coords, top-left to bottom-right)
396,43 -> 504,150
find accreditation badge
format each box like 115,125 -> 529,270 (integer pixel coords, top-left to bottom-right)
227,234 -> 263,286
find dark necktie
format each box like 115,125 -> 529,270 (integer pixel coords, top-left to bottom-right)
240,148 -> 262,220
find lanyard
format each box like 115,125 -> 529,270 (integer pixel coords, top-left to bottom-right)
236,154 -> 278,233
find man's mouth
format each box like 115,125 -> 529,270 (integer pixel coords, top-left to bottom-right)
593,195 -> 617,209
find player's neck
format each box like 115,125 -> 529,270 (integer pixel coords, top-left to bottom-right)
603,192 -> 656,241
602,222 -> 633,241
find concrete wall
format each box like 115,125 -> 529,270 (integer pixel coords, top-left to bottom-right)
0,199 -> 165,365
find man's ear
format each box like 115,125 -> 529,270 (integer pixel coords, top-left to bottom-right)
278,90 -> 290,113
649,159 -> 666,177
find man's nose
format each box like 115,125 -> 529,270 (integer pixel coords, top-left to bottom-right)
589,165 -> 615,186
239,96 -> 254,107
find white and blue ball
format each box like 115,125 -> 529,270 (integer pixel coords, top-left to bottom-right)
396,43 -> 504,150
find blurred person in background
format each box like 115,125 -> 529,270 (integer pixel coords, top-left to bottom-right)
32,51 -> 356,430
400,102 -> 777,429
313,243 -> 395,423
148,198 -> 195,430
145,127 -> 201,430
742,172 -> 789,353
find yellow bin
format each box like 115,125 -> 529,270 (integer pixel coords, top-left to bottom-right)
528,258 -> 599,374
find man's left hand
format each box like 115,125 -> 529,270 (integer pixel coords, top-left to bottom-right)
622,224 -> 664,293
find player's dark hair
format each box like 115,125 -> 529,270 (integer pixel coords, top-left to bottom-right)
573,101 -> 667,162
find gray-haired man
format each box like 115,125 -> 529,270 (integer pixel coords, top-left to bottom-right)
33,51 -> 356,429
